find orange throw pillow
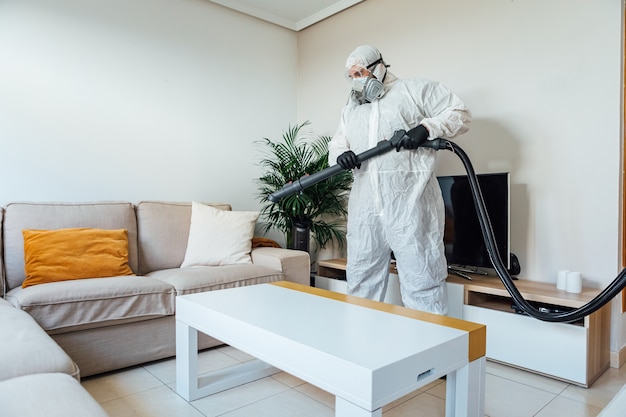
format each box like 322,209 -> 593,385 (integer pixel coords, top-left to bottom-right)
22,228 -> 134,289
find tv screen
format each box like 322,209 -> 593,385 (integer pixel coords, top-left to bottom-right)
437,172 -> 510,271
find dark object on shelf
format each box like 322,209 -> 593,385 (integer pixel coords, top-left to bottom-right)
508,253 -> 521,276
510,302 -> 583,326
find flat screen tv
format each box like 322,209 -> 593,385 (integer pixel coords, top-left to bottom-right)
437,172 -> 510,272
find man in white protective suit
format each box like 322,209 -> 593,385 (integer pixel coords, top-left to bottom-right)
328,45 -> 472,315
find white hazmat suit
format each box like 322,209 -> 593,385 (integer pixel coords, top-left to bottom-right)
328,45 -> 471,314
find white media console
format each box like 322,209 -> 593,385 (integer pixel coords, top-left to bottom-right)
315,258 -> 610,387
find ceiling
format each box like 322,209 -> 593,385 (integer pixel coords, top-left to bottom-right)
209,0 -> 364,31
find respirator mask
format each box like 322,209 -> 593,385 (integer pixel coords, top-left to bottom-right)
352,74 -> 385,105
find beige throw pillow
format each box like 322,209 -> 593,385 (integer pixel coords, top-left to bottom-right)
181,202 -> 259,267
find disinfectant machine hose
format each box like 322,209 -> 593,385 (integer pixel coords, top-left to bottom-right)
268,130 -> 626,323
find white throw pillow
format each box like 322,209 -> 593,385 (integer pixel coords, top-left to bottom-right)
181,202 -> 260,267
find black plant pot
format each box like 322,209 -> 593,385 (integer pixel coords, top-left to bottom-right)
291,221 -> 310,253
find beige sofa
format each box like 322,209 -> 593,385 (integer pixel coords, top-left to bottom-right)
0,298 -> 108,417
1,205 -> 107,417
1,201 -> 309,381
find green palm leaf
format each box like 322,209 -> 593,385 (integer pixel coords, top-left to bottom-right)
256,122 -> 352,250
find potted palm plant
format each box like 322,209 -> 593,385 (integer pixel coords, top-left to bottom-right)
256,121 -> 353,252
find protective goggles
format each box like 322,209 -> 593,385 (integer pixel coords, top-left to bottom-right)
345,58 -> 384,80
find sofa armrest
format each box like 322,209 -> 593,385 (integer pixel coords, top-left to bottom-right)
250,247 -> 310,286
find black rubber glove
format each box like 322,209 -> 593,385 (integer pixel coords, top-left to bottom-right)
396,124 -> 429,151
337,150 -> 361,170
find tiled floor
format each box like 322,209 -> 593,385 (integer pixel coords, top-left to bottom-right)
82,345 -> 626,417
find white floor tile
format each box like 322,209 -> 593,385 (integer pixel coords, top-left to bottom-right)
485,373 -> 556,417
425,379 -> 446,399
189,375 -> 291,417
560,366 -> 626,409
383,392 -> 445,417
82,367 -> 164,403
486,361 -> 568,395
143,348 -> 241,385
534,395 -> 602,417
100,385 -> 205,417
217,389 -> 334,417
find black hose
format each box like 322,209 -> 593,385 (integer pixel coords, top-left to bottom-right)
269,132 -> 626,322
443,139 -> 626,322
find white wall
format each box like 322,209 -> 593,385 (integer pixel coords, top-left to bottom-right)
0,0 -> 297,214
298,0 -> 625,352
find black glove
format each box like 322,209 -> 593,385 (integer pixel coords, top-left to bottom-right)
337,150 -> 361,170
396,124 -> 429,151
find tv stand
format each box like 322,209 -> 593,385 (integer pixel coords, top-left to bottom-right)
447,274 -> 610,387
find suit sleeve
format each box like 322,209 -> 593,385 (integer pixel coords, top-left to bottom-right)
419,81 -> 472,140
328,110 -> 351,165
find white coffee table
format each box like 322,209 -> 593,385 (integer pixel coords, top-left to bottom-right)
176,281 -> 486,417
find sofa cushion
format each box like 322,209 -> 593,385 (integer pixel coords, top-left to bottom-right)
3,202 -> 138,291
22,228 -> 134,289
0,298 -> 79,381
0,373 -> 109,417
136,201 -> 231,274
4,276 -> 175,334
181,202 -> 259,267
146,264 -> 284,295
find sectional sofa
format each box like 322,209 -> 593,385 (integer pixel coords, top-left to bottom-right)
0,200 -> 310,415
0,297 -> 108,416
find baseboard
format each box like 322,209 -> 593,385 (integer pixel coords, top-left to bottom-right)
610,347 -> 626,369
